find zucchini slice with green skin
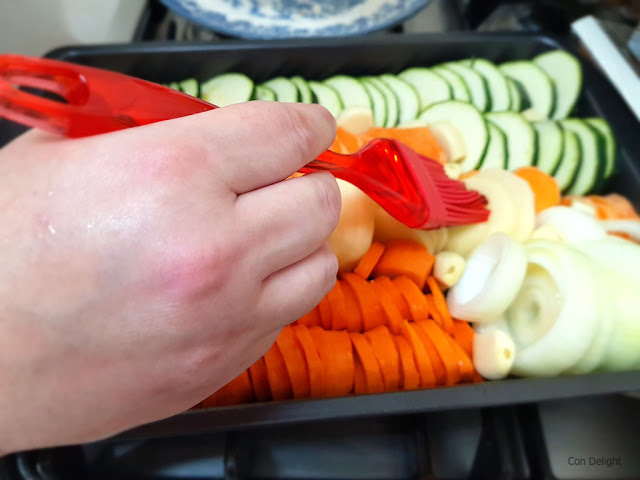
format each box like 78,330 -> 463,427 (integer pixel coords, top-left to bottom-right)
485,112 -> 536,171
534,50 -> 582,119
291,76 -> 313,103
500,61 -> 555,119
262,77 -> 299,103
559,119 -> 604,195
553,128 -> 581,192
584,117 -> 616,180
201,73 -> 254,107
308,81 -> 343,118
168,82 -> 182,92
419,100 -> 488,172
363,76 -> 399,127
379,74 -> 420,124
398,67 -> 452,111
480,122 -> 508,170
324,75 -> 371,109
441,62 -> 489,112
432,67 -> 471,103
466,58 -> 511,112
361,79 -> 387,127
533,120 -> 564,175
254,85 -> 277,101
507,78 -> 522,112
179,78 -> 199,97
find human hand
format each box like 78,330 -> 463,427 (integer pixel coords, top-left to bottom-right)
0,101 -> 340,454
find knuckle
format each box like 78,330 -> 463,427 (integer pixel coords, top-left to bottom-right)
280,105 -> 318,161
309,174 -> 342,230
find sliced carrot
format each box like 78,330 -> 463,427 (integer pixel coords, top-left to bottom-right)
327,280 -> 347,331
370,280 -> 404,335
602,193 -> 640,219
341,279 -> 363,333
400,320 -> 436,388
200,393 -> 217,408
353,241 -> 386,279
426,276 -> 453,334
372,276 -> 411,320
296,307 -> 321,328
215,370 -> 254,406
424,294 -> 444,329
336,126 -> 363,154
451,320 -> 474,358
514,166 -> 561,213
446,336 -> 474,383
392,276 -> 430,322
330,132 -> 348,154
317,295 -> 333,330
263,342 -> 293,401
362,127 -> 447,164
393,336 -> 421,390
472,372 -> 485,383
417,320 -> 461,386
342,273 -> 385,331
292,324 -> 326,398
276,325 -> 310,399
364,325 -> 401,391
248,357 -> 271,402
372,239 -> 434,290
349,332 -> 385,394
410,321 -> 447,386
459,170 -> 479,180
311,327 -> 354,397
353,357 -> 367,395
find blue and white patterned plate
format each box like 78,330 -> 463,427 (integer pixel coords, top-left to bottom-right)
159,0 -> 431,39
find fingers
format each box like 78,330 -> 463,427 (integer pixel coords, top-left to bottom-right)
235,172 -> 341,279
257,242 -> 338,327
189,101 -> 336,194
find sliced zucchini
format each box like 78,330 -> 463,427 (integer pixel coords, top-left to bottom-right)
308,81 -> 343,118
398,67 -> 451,111
363,76 -> 398,127
485,112 -> 536,170
168,82 -> 182,92
324,75 -> 371,109
418,100 -> 488,172
467,58 -> 511,112
432,67 -> 471,103
200,73 -> 254,107
507,78 -> 522,111
533,120 -> 564,175
291,76 -> 313,103
379,74 -> 420,124
179,78 -> 199,97
262,77 -> 299,103
499,61 -> 555,118
534,50 -> 582,119
584,117 -> 616,180
441,62 -> 489,112
553,128 -> 581,192
480,123 -> 508,170
254,85 -> 276,101
360,79 -> 387,127
559,119 -> 604,195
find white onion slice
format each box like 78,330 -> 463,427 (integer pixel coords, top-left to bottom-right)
535,206 -> 606,244
446,233 -> 527,323
574,236 -> 640,286
433,251 -> 465,288
508,241 -> 599,376
600,220 -> 640,242
473,328 -> 516,380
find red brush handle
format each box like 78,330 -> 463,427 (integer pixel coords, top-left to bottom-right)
0,54 -> 216,137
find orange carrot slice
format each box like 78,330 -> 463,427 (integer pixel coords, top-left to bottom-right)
317,296 -> 333,330
263,343 -> 293,401
426,276 -> 453,334
372,239 -> 434,290
417,320 -> 461,386
297,307 -> 321,328
248,357 -> 271,402
353,357 -> 367,395
353,241 -> 386,279
446,336 -> 474,383
362,127 -> 447,164
292,324 -> 326,398
327,280 -> 347,331
515,166 -> 561,213
276,325 -> 310,399
372,276 -> 411,320
200,393 -> 217,408
370,280 -> 404,335
401,320 -> 436,388
364,325 -> 401,391
336,126 -> 363,154
393,335 -> 421,390
215,370 -> 254,406
393,276 -> 430,322
451,320 -> 474,358
350,332 -> 385,394
341,280 -> 363,333
460,170 -> 479,180
311,327 -> 354,397
424,294 -> 444,329
342,273 -> 385,331
411,321 -> 447,386
602,193 -> 640,219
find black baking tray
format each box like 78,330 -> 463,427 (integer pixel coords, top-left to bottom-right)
2,33 -> 639,440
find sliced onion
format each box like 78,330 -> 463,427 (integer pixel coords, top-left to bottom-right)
600,220 -> 640,242
528,225 -> 564,242
574,236 -> 640,286
446,233 -> 527,323
535,206 -> 606,244
507,240 -> 600,376
473,328 -> 516,380
433,251 -> 466,288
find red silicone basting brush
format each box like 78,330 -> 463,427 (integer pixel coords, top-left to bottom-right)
0,54 -> 489,229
